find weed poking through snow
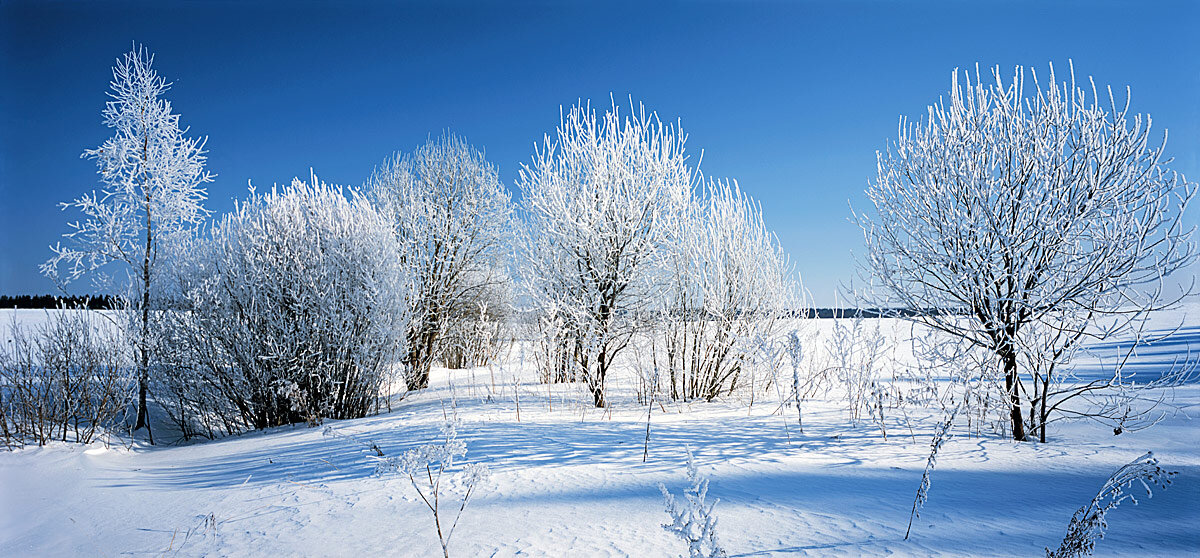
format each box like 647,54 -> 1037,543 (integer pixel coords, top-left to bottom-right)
905,404 -> 958,540
372,418 -> 490,558
1046,451 -> 1175,558
659,446 -> 728,558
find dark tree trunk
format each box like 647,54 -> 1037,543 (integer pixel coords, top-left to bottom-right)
589,348 -> 609,408
1039,373 -> 1050,443
405,316 -> 441,391
1001,346 -> 1026,441
134,185 -> 154,445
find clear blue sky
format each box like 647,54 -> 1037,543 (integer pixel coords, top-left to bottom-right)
2,0 -> 1197,306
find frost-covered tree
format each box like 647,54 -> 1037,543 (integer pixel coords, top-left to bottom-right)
657,179 -> 799,401
368,134 -> 512,390
856,63 -> 1196,441
518,101 -> 690,407
159,174 -> 411,431
41,46 -> 212,441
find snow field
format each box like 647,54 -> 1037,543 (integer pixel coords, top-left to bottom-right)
1,311 -> 1198,557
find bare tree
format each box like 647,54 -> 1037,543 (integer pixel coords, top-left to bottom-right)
41,46 -> 213,442
368,134 -> 512,390
517,101 -> 690,407
856,62 -> 1195,441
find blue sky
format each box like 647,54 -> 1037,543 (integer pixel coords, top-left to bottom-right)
1,0 -> 1197,305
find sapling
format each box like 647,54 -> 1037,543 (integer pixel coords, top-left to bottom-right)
43,46 -> 214,442
1046,452 -> 1175,558
785,331 -> 805,432
373,418 -> 490,558
659,446 -> 728,558
642,366 -> 659,462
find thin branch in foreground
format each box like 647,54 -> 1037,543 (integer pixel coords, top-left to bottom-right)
905,405 -> 958,540
1046,451 -> 1175,558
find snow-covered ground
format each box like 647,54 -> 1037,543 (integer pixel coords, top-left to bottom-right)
1,309 -> 1198,557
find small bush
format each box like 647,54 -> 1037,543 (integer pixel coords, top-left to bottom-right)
1,308 -> 133,447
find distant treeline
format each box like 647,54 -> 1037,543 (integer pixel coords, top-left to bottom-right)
0,294 -> 119,310
807,308 -> 941,319
0,295 -> 940,317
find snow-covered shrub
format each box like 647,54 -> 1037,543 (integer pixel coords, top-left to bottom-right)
0,307 -> 133,447
158,174 -> 411,432
656,179 -> 799,402
824,310 -> 889,433
518,101 -> 691,407
373,418 -> 490,558
659,446 -> 728,558
1046,452 -> 1175,558
368,134 -> 512,390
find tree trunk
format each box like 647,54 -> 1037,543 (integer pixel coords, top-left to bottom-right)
589,361 -> 607,408
405,318 -> 440,391
1039,373 -> 1050,443
134,187 -> 154,445
1001,346 -> 1025,441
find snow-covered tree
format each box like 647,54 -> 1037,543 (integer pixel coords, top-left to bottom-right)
367,134 -> 512,390
657,178 -> 799,401
856,63 -> 1196,441
41,46 -> 213,441
159,174 -> 412,431
518,101 -> 691,407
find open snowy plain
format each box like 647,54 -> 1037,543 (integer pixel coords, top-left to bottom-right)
1,309 -> 1197,557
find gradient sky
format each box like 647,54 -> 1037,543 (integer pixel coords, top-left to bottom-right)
2,0 -> 1197,306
